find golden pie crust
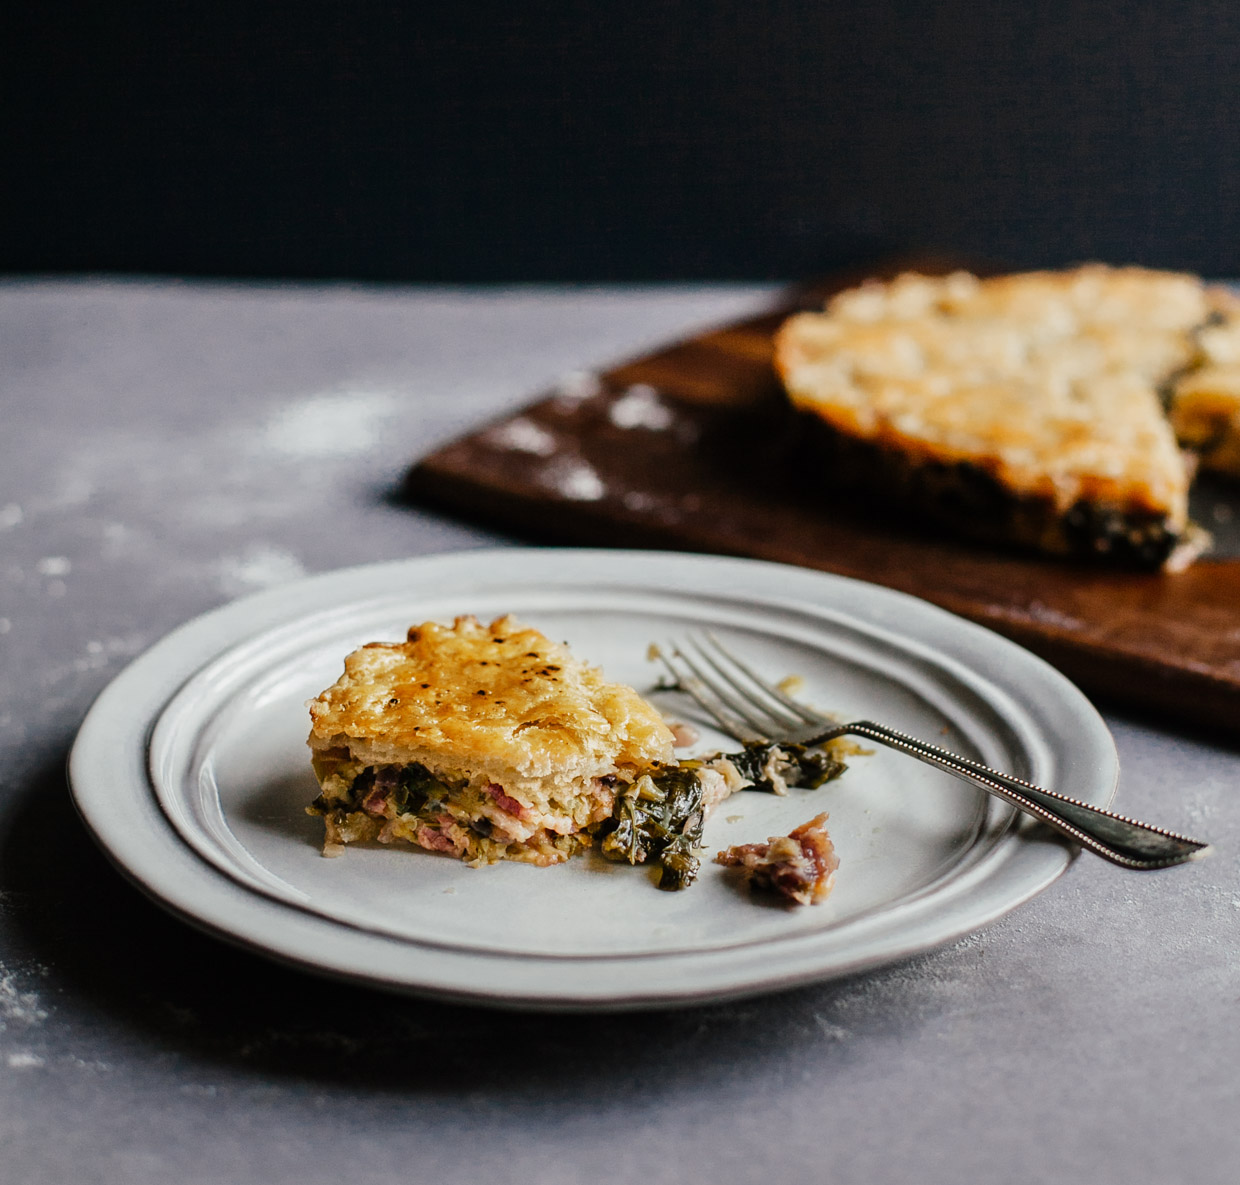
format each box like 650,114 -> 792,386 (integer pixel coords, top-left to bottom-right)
309,614 -> 673,779
775,265 -> 1238,566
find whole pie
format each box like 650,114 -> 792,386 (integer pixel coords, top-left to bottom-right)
774,265 -> 1240,568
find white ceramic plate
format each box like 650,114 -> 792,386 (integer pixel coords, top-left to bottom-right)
69,549 -> 1117,1009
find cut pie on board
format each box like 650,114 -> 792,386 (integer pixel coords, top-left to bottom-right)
775,265 -> 1240,568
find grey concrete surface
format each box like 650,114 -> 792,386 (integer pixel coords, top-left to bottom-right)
1,279 -> 1237,1185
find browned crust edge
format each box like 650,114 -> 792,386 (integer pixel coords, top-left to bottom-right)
792,412 -> 1185,568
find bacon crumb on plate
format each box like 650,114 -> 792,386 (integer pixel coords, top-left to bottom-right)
715,812 -> 839,905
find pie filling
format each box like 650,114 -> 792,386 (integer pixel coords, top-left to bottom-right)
308,742 -> 848,890
308,753 -> 607,868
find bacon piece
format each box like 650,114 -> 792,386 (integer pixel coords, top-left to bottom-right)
416,826 -> 457,853
486,782 -> 525,818
715,812 -> 838,905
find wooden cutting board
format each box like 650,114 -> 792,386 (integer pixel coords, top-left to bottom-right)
406,256 -> 1240,733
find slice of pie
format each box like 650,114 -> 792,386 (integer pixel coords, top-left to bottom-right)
307,615 -> 852,889
307,614 -> 678,866
774,265 -> 1233,567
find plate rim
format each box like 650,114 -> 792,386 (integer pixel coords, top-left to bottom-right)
68,548 -> 1116,1010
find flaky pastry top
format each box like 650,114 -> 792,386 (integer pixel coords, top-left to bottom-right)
307,615 -> 674,780
775,266 -> 1209,517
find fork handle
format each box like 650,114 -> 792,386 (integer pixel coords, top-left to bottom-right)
820,722 -> 1210,870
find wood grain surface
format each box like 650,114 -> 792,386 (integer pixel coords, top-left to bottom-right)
406,257 -> 1240,731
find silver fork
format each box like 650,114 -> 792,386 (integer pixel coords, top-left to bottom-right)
655,633 -> 1211,870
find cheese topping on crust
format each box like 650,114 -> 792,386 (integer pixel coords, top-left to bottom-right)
776,266 -> 1205,520
307,614 -> 675,780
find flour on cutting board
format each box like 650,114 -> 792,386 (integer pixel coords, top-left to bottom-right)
622,491 -> 657,511
482,416 -> 559,456
553,370 -> 602,405
538,456 -> 606,501
608,384 -> 675,430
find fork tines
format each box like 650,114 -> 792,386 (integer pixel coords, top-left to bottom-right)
657,631 -> 823,745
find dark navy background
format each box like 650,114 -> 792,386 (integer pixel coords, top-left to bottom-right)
5,1 -> 1240,280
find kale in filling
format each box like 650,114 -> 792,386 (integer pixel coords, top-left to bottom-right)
599,764 -> 707,891
389,764 -> 455,816
597,741 -> 847,891
727,741 -> 846,792
308,762 -> 458,819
